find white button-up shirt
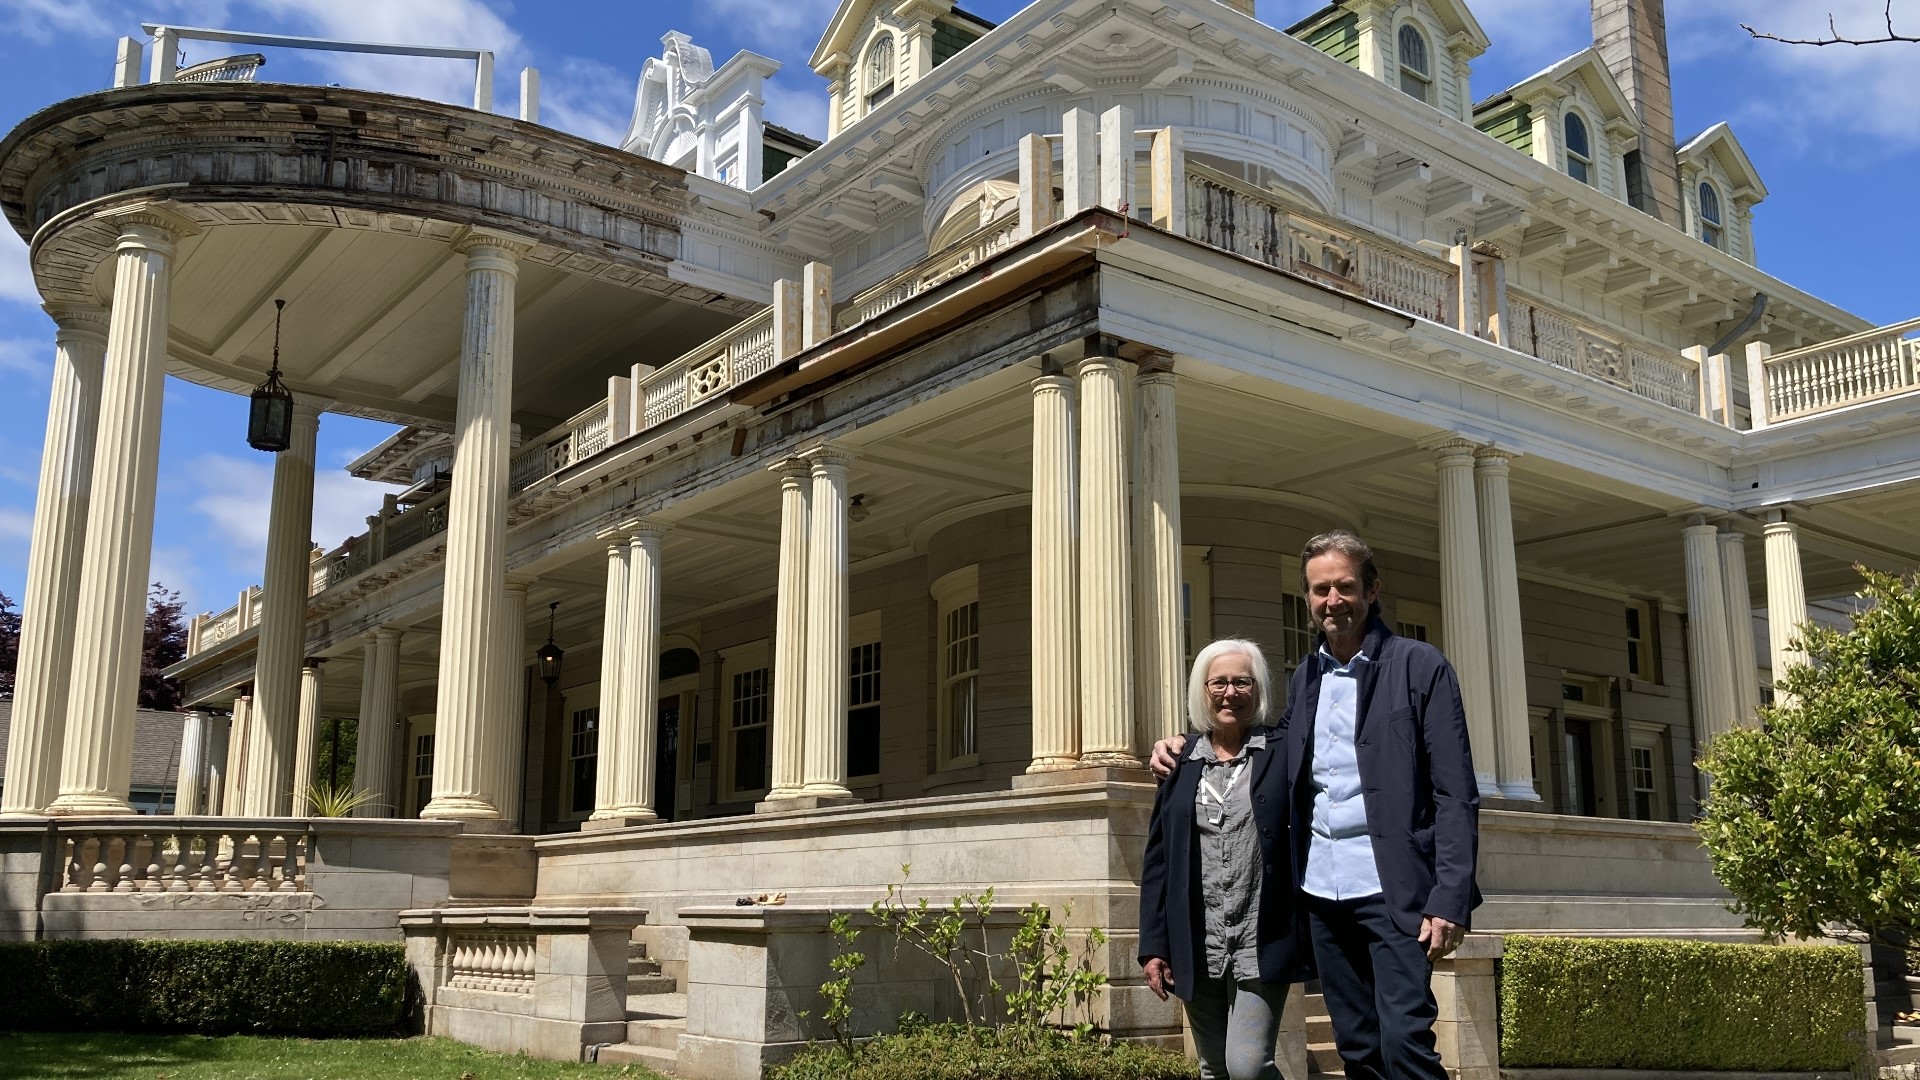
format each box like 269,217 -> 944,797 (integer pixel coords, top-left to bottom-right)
1302,645 -> 1384,900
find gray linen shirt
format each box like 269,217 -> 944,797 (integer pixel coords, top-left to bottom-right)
1189,727 -> 1269,980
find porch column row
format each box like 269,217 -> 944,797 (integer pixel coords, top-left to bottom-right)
0,306 -> 107,816
1762,510 -> 1809,708
1682,518 -> 1739,745
588,524 -> 667,827
49,205 -> 198,816
424,229 -> 531,831
288,659 -> 326,815
763,448 -> 857,808
241,399 -> 322,817
352,629 -> 403,816
1429,437 -> 1537,802
172,708 -> 231,817
1027,342 -> 1182,775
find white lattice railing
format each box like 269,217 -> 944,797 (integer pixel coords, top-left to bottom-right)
1506,292 -> 1700,414
838,215 -> 1024,331
1759,317 -> 1920,423
449,933 -> 537,994
57,824 -> 309,894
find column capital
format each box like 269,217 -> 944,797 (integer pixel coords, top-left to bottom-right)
1071,354 -> 1124,378
451,227 -> 534,261
1030,373 -> 1074,396
503,574 -> 535,595
369,626 -> 403,647
801,444 -> 856,471
43,302 -> 109,341
1760,503 -> 1805,526
628,520 -> 670,544
301,656 -> 327,670
596,519 -> 640,543
1133,349 -> 1176,377
98,201 -> 201,248
768,456 -> 812,481
1421,434 -> 1482,462
1471,445 -> 1520,469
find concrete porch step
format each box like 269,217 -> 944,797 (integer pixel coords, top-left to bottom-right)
628,940 -> 664,980
596,1041 -> 678,1072
626,974 -> 677,995
626,991 -> 687,1021
624,1016 -> 685,1052
1308,1040 -> 1346,1077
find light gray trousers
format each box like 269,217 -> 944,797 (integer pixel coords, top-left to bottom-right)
1186,974 -> 1290,1080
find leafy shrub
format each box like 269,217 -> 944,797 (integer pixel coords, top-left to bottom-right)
1697,568 -> 1920,950
771,1022 -> 1195,1080
0,939 -> 408,1036
1499,936 -> 1866,1070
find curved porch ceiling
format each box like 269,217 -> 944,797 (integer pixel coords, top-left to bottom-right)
0,83 -> 760,430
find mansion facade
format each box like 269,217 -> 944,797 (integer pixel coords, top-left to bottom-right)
1,0 -> 1914,1074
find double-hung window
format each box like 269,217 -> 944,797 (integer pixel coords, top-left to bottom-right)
1397,24 -> 1433,104
933,566 -> 980,769
1697,181 -> 1723,249
1565,112 -> 1593,185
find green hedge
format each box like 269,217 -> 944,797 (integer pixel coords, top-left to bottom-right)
772,1024 -> 1196,1080
1500,936 -> 1866,1070
0,940 -> 408,1036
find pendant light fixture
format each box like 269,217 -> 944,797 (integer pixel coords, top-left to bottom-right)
247,299 -> 295,452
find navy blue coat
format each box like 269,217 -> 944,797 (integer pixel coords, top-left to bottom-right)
1284,618 -> 1482,938
1137,726 -> 1309,999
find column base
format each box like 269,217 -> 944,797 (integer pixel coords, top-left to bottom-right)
1496,781 -> 1543,802
579,814 -> 660,832
1023,757 -> 1080,774
1078,751 -> 1144,770
1011,766 -> 1153,790
420,794 -> 502,824
46,792 -> 135,816
755,794 -> 861,814
1474,776 -> 1501,799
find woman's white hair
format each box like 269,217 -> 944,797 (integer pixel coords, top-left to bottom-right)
1185,638 -> 1274,733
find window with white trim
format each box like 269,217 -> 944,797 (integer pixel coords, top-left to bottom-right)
1625,599 -> 1654,680
1181,546 -> 1214,671
1397,23 -> 1433,104
1628,724 -> 1669,821
864,34 -> 895,110
1697,181 -> 1723,249
933,566 -> 980,769
411,728 -> 434,817
1278,552 -> 1311,675
720,641 -> 772,801
1395,599 -> 1444,653
1564,110 -> 1593,185
563,689 -> 600,820
848,611 -> 882,782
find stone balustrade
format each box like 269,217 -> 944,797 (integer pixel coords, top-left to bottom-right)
836,215 -> 1025,331
58,824 -> 308,895
1755,316 -> 1920,424
448,931 -> 538,993
1507,292 -> 1702,413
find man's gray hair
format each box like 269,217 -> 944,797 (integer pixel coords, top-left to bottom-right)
1186,638 -> 1274,733
1300,530 -> 1379,592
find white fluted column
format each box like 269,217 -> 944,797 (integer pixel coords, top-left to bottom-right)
1683,519 -> 1737,745
1,305 -> 107,817
223,690 -> 252,815
1718,529 -> 1760,727
589,526 -> 633,823
1029,374 -> 1080,773
1076,351 -> 1139,769
289,659 -> 326,815
1133,364 -> 1184,750
613,524 -> 667,820
174,710 -> 210,816
202,711 -> 230,816
1762,510 -> 1809,709
496,579 -> 531,830
425,230 -> 529,827
1433,439 -> 1498,797
801,447 -> 855,799
352,629 -> 401,816
241,399 -> 321,816
50,205 -> 197,816
1473,448 -> 1539,801
767,461 -> 812,799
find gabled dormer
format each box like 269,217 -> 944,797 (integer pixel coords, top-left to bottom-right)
812,0 -> 994,139
1677,123 -> 1766,265
1288,0 -> 1490,122
1473,48 -> 1638,201
624,32 -> 782,190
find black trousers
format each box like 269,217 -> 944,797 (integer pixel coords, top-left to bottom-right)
1305,893 -> 1447,1080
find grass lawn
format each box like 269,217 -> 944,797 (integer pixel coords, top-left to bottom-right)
0,1032 -> 668,1080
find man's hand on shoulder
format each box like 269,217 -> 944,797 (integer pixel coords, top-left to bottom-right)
1148,735 -> 1187,779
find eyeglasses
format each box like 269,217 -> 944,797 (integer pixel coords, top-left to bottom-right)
1205,677 -> 1257,694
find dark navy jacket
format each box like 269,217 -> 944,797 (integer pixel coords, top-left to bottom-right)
1137,725 -> 1308,998
1285,617 -> 1482,937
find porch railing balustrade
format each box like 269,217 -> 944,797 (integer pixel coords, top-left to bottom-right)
836,215 -> 1025,331
1506,293 -> 1702,413
55,821 -> 309,894
1757,317 -> 1920,424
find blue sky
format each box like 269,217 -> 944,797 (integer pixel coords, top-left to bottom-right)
0,0 -> 1913,619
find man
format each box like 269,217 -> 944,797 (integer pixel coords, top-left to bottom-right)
1153,529 -> 1480,1080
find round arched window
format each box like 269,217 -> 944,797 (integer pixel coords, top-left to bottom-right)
864,34 -> 895,110
1697,181 -> 1723,248
1564,112 -> 1593,185
1397,24 -> 1432,104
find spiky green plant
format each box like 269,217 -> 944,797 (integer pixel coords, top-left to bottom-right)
302,784 -> 383,818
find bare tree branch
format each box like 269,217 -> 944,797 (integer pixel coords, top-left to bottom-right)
1742,1 -> 1920,46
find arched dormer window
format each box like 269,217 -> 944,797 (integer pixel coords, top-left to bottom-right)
1564,111 -> 1593,185
1697,181 -> 1723,249
864,34 -> 895,110
1397,23 -> 1432,104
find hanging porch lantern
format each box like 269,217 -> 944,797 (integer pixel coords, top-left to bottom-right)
247,298 -> 295,452
537,602 -> 565,686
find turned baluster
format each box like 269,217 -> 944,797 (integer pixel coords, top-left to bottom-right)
250,834 -> 276,891
224,835 -> 250,892
138,834 -> 162,892
277,834 -> 301,892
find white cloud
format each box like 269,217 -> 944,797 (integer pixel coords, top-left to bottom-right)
692,0 -> 838,59
0,337 -> 48,379
762,75 -> 828,142
181,450 -> 394,580
0,236 -> 38,310
0,0 -> 115,43
538,56 -> 631,147
0,506 -> 33,540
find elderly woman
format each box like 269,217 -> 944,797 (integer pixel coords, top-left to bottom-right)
1138,638 -> 1303,1080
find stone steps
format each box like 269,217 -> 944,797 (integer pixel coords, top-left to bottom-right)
595,1041 -> 678,1072
1304,990 -> 1344,1077
599,990 -> 687,1074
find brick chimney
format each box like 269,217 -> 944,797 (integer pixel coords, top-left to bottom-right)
1592,0 -> 1683,225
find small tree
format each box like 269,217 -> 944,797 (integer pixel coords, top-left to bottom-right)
1697,568 -> 1920,950
140,583 -> 188,711
0,591 -> 19,697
